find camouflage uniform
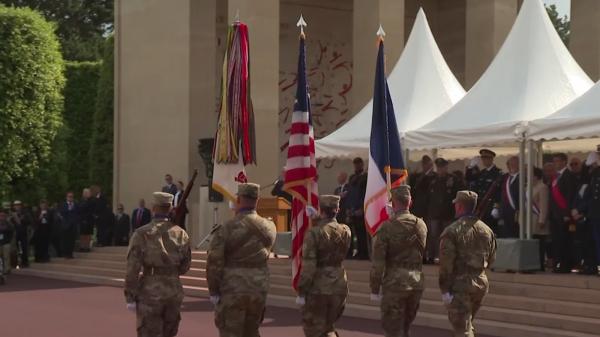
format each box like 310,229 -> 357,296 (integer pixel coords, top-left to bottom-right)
439,192 -> 496,337
124,192 -> 192,337
370,185 -> 427,337
207,183 -> 277,337
298,195 -> 351,337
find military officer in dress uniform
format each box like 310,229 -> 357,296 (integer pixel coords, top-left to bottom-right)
370,185 -> 427,337
207,183 -> 277,337
297,195 -> 352,337
439,191 -> 497,337
409,155 -> 436,220
465,149 -> 502,233
426,158 -> 461,263
575,148 -> 600,274
124,192 -> 192,337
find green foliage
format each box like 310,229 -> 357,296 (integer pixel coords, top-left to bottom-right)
0,0 -> 113,61
89,35 -> 114,200
64,61 -> 101,196
545,4 -> 570,46
0,5 -> 65,201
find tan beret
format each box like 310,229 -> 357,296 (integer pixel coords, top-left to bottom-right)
453,190 -> 478,204
319,195 -> 340,208
391,184 -> 411,200
153,192 -> 174,206
238,183 -> 260,199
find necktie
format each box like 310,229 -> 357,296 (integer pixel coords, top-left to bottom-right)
137,209 -> 142,225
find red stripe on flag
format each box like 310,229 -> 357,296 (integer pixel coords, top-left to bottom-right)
290,123 -> 310,134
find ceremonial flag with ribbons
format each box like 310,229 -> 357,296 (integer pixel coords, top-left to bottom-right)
212,21 -> 256,201
364,36 -> 408,235
283,30 -> 319,290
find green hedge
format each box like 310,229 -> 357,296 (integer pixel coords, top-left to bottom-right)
89,35 -> 114,200
64,61 -> 100,196
0,5 -> 65,199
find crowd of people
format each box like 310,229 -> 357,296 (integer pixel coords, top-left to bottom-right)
332,147 -> 600,275
0,173 -> 188,282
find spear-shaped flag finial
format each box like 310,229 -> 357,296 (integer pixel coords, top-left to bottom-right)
377,24 -> 386,40
234,9 -> 240,24
297,14 -> 307,38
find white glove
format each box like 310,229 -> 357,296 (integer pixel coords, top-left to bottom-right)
468,156 -> 481,168
295,296 -> 306,306
491,208 -> 501,219
370,293 -> 382,302
441,293 -> 454,305
228,201 -> 236,210
385,203 -> 394,217
306,206 -> 318,218
210,295 -> 220,305
126,303 -> 136,312
585,151 -> 599,166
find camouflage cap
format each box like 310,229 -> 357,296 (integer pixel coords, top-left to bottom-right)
319,195 -> 340,208
238,183 -> 260,199
153,192 -> 174,206
390,184 -> 411,200
453,190 -> 478,204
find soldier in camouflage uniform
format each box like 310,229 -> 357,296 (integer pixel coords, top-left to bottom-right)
297,195 -> 351,337
207,183 -> 277,337
439,191 -> 497,337
124,192 -> 192,337
370,185 -> 427,337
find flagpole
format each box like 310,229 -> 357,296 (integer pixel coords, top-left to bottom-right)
297,13 -> 313,216
377,24 -> 393,196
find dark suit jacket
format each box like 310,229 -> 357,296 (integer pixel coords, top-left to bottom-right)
114,213 -> 131,245
162,184 -> 178,196
499,173 -> 519,214
550,169 -> 577,221
59,202 -> 79,230
131,207 -> 151,230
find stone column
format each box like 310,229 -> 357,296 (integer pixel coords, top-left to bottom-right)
226,0 -> 280,193
571,0 -> 600,81
465,0 -> 517,88
352,0 -> 405,115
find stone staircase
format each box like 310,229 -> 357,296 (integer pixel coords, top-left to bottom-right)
16,247 -> 600,337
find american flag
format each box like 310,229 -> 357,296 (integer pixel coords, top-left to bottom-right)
283,33 -> 319,290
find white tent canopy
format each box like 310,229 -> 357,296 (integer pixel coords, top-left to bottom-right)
527,81 -> 600,141
404,0 -> 593,150
315,8 -> 465,159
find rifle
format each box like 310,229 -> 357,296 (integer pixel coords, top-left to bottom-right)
173,169 -> 199,227
475,175 -> 502,219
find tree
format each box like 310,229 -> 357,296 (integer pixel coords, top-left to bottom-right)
0,0 -> 113,60
0,5 -> 65,200
89,36 -> 114,201
64,61 -> 101,195
545,4 -> 570,46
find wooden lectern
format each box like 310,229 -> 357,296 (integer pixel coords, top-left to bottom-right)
257,197 -> 291,232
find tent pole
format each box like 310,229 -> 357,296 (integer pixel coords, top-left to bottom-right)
526,140 -> 534,240
519,139 -> 526,239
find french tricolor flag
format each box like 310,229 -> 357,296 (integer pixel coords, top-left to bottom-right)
364,34 -> 408,235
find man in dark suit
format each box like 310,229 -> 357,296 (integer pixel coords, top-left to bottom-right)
58,192 -> 79,258
549,153 -> 577,273
113,204 -> 131,246
466,149 -> 503,233
162,174 -> 178,197
131,199 -> 151,231
409,155 -> 436,219
493,156 -> 520,238
346,157 -> 369,259
92,185 -> 113,247
333,171 -> 349,224
173,181 -> 189,231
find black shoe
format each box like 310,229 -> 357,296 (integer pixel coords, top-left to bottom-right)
578,268 -> 598,275
552,267 -> 570,274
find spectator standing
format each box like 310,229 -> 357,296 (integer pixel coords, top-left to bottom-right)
270,168 -> 293,203
583,148 -> 600,271
91,185 -> 113,246
58,192 -> 79,259
426,158 -> 459,263
542,162 -> 556,185
346,157 -> 369,260
494,156 -> 520,238
333,172 -> 349,228
79,188 -> 95,252
409,155 -> 435,219
33,200 -> 54,263
465,149 -> 502,234
549,153 -> 577,273
174,181 -> 189,230
0,208 -> 14,277
531,167 -> 551,271
9,200 -> 31,267
162,174 -> 178,196
131,199 -> 151,231
113,204 -> 131,246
